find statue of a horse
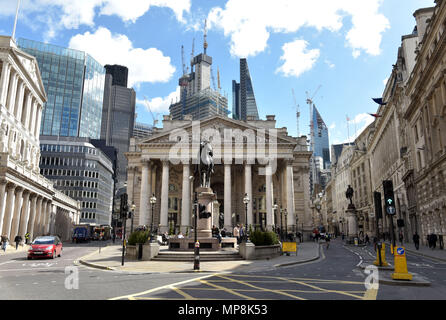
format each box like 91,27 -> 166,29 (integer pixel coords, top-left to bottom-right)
195,141 -> 214,188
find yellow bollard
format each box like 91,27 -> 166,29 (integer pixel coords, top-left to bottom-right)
373,243 -> 389,267
392,247 -> 413,280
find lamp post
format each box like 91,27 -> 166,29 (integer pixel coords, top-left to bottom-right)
273,204 -> 278,233
284,209 -> 288,241
243,193 -> 250,242
150,194 -> 157,243
280,206 -> 284,241
193,191 -> 200,271
130,202 -> 136,234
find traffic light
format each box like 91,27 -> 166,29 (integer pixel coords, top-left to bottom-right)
373,191 -> 383,219
120,193 -> 128,219
383,180 -> 396,216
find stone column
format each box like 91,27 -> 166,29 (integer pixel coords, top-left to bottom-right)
127,167 -> 135,207
23,92 -> 32,128
6,72 -> 18,114
38,199 -> 48,236
286,162 -> 295,230
9,187 -> 24,240
34,104 -> 42,138
181,163 -> 191,233
27,194 -> 38,240
346,207 -> 358,239
244,163 -> 253,227
224,163 -> 232,231
43,201 -> 52,235
15,82 -> 25,120
159,160 -> 170,233
33,197 -> 43,238
265,165 -> 274,231
2,184 -> 16,238
139,160 -> 151,226
29,100 -> 37,134
0,181 -> 7,234
50,206 -> 57,235
0,62 -> 11,106
18,190 -> 30,238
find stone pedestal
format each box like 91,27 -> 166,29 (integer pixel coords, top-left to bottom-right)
196,187 -> 216,238
346,205 -> 358,240
142,242 -> 160,261
239,241 -> 256,260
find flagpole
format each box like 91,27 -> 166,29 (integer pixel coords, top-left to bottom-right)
12,0 -> 21,41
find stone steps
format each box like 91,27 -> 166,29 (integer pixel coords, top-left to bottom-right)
152,251 -> 244,262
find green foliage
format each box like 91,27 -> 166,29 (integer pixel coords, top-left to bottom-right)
128,230 -> 150,245
169,221 -> 175,235
249,230 -> 279,246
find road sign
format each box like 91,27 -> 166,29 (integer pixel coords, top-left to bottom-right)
386,206 -> 396,215
397,247 -> 405,255
282,242 -> 297,256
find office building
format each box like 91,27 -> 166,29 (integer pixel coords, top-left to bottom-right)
101,64 -> 136,187
233,59 -> 260,121
39,136 -> 114,226
17,38 -> 105,139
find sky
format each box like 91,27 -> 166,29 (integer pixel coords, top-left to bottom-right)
0,0 -> 436,146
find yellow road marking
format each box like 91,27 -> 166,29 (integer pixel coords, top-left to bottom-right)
200,279 -> 254,300
109,273 -> 216,300
363,288 -> 378,300
172,287 -> 197,300
216,274 -> 307,300
278,277 -> 364,300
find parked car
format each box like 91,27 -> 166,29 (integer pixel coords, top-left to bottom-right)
28,236 -> 62,260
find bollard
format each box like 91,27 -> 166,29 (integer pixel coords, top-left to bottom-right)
373,242 -> 389,267
392,247 -> 413,280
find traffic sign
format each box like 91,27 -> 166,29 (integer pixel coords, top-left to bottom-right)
396,247 -> 405,255
386,206 -> 396,215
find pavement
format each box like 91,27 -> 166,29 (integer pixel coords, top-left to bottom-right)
77,241 -> 321,274
0,243 -> 30,255
399,242 -> 446,262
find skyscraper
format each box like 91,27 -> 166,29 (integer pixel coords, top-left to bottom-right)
101,64 -> 136,187
233,58 -> 259,121
17,38 -> 105,138
312,105 -> 330,169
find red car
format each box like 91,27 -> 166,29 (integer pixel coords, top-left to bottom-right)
28,236 -> 63,260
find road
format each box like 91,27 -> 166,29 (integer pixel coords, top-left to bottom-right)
0,239 -> 445,301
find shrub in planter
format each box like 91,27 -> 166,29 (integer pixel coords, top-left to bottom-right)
249,230 -> 279,246
128,230 -> 150,246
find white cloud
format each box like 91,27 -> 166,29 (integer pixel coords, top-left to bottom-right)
325,59 -> 336,69
276,39 -> 320,78
208,0 -> 389,59
69,27 -> 176,87
0,0 -> 191,40
69,27 -> 175,86
136,87 -> 180,114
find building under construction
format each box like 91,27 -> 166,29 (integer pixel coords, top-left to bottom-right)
170,21 -> 229,120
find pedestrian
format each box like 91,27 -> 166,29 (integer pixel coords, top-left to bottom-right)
373,236 -> 378,251
233,224 -> 240,244
365,234 -> 370,245
427,234 -> 432,248
439,234 -> 444,250
1,235 -> 9,252
112,233 -> 116,244
399,231 -> 404,244
212,225 -> 222,244
221,228 -> 227,237
432,234 -> 438,249
341,233 -> 345,241
14,235 -> 22,250
24,232 -> 30,245
413,232 -> 420,250
325,234 -> 331,249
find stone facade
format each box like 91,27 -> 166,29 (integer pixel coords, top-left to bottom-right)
0,36 -> 79,242
125,115 -> 313,237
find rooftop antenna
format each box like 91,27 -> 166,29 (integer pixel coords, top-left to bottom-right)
12,0 -> 21,41
203,19 -> 208,55
291,89 -> 300,137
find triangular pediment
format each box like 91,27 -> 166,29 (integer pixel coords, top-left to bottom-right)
12,48 -> 47,101
138,115 -> 298,145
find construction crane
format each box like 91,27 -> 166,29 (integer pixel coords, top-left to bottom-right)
190,37 -> 195,71
143,96 -> 159,127
181,45 -> 187,76
292,89 -> 300,137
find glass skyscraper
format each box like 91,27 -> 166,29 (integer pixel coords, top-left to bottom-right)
233,58 -> 259,120
17,38 -> 105,138
312,105 -> 330,169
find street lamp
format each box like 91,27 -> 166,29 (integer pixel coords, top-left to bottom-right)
150,194 -> 157,243
284,209 -> 288,241
273,204 -> 278,233
243,193 -> 250,242
130,202 -> 136,234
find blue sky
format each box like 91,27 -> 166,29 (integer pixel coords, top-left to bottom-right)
0,0 -> 435,145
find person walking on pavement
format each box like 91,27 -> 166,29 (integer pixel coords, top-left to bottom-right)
439,234 -> 444,250
365,234 -> 370,245
2,235 -> 9,252
325,233 -> 331,249
233,224 -> 241,244
14,235 -> 22,250
413,232 -> 420,250
432,234 -> 438,249
399,231 -> 404,245
24,232 -> 30,245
